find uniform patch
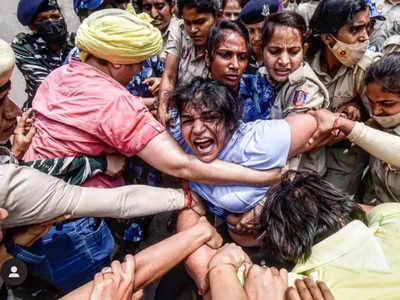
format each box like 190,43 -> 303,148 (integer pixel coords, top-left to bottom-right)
293,90 -> 308,107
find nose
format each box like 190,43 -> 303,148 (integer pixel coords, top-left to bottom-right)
372,103 -> 384,116
3,97 -> 21,120
229,55 -> 239,70
278,52 -> 290,66
151,6 -> 159,18
192,118 -> 205,135
359,28 -> 369,42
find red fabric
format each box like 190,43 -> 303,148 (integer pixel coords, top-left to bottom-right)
24,59 -> 164,187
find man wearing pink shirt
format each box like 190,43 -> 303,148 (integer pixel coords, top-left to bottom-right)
21,8 -> 291,295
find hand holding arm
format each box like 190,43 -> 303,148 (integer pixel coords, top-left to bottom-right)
11,108 -> 36,159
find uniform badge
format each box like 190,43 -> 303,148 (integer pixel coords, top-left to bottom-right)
261,4 -> 270,17
293,90 -> 308,107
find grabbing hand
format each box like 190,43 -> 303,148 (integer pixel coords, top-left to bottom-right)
197,216 -> 223,249
105,154 -> 126,178
89,255 -> 135,300
11,108 -> 36,159
244,265 -> 288,300
287,278 -> 335,300
157,102 -> 171,127
336,101 -> 361,121
143,77 -> 161,96
208,243 -> 251,272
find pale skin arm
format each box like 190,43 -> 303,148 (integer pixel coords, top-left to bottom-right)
61,217 -> 222,300
137,131 -> 283,186
157,53 -> 179,126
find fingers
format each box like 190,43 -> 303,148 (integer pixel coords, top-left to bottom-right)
286,287 -> 301,300
293,278 -> 333,300
316,281 -> 335,300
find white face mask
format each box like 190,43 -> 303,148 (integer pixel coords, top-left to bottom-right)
373,111 -> 400,128
328,35 -> 369,67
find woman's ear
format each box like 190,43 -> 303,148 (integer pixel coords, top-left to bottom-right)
303,42 -> 309,53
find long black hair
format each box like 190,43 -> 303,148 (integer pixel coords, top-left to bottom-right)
365,52 -> 400,94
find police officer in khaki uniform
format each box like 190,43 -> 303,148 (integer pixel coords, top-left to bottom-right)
271,62 -> 330,175
306,0 -> 381,196
369,0 -> 400,51
362,53 -> 400,204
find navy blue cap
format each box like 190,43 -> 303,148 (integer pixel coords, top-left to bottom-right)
17,0 -> 59,26
73,0 -> 104,15
365,0 -> 385,21
239,0 -> 280,24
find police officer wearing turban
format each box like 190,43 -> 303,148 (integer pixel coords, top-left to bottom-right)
11,0 -> 75,111
239,0 -> 280,73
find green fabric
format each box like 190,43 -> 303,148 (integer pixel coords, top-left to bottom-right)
289,203 -> 400,300
22,156 -> 107,185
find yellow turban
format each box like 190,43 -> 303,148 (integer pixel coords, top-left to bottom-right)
76,8 -> 162,64
0,39 -> 15,77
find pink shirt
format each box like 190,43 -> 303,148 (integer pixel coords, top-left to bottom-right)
24,59 -> 164,188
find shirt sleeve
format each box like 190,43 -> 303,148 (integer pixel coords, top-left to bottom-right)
241,119 -> 291,169
96,94 -> 165,157
164,21 -> 183,57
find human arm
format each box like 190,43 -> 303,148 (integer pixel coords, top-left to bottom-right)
0,164 -> 188,228
284,113 -> 318,156
137,131 -> 283,186
61,217 -> 222,300
157,53 -> 179,126
308,109 -> 400,168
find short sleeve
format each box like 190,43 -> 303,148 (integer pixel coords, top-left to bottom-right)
97,94 -> 165,157
164,21 -> 183,57
241,119 -> 291,169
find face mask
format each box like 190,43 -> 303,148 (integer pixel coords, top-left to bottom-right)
36,18 -> 67,44
328,35 -> 369,67
373,111 -> 400,128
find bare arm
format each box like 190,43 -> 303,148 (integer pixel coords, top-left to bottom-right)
285,113 -> 318,157
158,53 -> 179,126
137,131 -> 283,186
61,217 -> 222,300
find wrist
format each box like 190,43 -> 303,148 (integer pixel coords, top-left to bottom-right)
208,263 -> 236,275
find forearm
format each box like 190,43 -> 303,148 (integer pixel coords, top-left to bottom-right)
159,67 -> 177,109
61,223 -> 212,300
138,132 -> 282,186
347,121 -> 400,168
1,165 -> 185,228
209,266 -> 248,300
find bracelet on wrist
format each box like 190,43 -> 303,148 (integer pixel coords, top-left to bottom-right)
332,113 -> 346,137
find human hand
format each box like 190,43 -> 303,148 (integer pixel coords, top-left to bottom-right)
11,108 -> 36,159
196,216 -> 223,249
208,243 -> 251,272
307,110 -> 346,148
89,255 -> 135,300
104,154 -> 126,178
244,265 -> 288,300
143,77 -> 161,96
157,102 -> 171,127
287,278 -> 335,300
14,215 -> 70,247
336,102 -> 361,121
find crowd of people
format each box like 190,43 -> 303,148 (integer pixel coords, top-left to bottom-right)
0,0 -> 399,298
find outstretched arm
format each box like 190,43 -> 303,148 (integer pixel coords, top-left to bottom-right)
61,217 -> 222,300
137,131 -> 283,186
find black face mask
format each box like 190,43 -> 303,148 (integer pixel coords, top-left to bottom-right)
36,18 -> 67,45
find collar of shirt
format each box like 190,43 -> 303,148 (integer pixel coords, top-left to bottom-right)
310,51 -> 350,85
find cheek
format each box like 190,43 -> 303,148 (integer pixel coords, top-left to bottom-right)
386,104 -> 400,115
290,53 -> 303,70
181,126 -> 192,144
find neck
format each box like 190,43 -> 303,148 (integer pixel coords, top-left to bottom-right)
255,48 -> 263,65
323,46 -> 342,77
85,56 -> 112,77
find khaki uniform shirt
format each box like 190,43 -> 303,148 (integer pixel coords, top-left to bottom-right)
382,35 -> 400,55
164,19 -> 210,85
160,15 -> 181,62
310,50 -> 381,195
270,62 -> 330,175
369,125 -> 400,204
370,0 -> 400,51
